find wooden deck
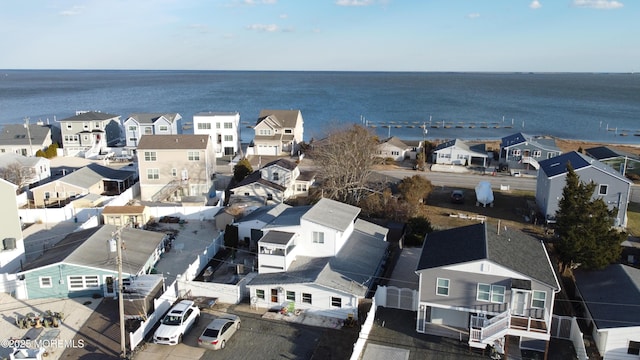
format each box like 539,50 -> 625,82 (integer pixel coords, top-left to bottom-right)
510,316 -> 548,333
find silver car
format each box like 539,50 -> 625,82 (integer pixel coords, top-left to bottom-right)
197,314 -> 241,350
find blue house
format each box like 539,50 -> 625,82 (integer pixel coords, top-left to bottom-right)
499,133 -> 562,171
536,151 -> 632,226
17,225 -> 166,299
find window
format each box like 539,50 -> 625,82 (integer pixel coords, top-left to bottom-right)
436,278 -> 450,296
331,297 -> 342,308
256,289 -> 265,299
171,168 -> 177,177
83,122 -> 89,130
271,288 -> 278,302
266,193 -> 273,201
159,125 -> 168,132
273,172 -> 279,181
44,192 -> 51,199
224,122 -> 233,129
144,151 -> 156,161
128,125 -> 137,131
39,276 -> 52,288
188,151 -> 200,161
144,127 -> 153,135
391,151 -> 400,156
66,123 -> 72,130
598,184 -> 608,195
312,231 -> 324,244
128,137 -> 137,143
286,291 -> 295,301
296,184 -> 307,192
628,341 -> 640,355
94,121 -> 100,129
68,275 -> 100,290
532,291 -> 547,309
215,123 -> 220,129
285,129 -> 292,134
197,123 -> 211,130
511,149 -> 521,156
491,285 -> 505,303
532,150 -> 542,158
477,283 -> 491,301
224,135 -> 233,141
147,169 -> 159,180
258,129 -> 271,136
302,293 -> 312,304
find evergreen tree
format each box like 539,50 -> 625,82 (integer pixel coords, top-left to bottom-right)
555,163 -> 625,271
233,158 -> 253,182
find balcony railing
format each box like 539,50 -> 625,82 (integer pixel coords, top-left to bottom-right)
469,307 -> 549,346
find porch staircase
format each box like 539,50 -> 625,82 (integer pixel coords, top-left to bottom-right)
469,310 -> 511,349
520,156 -> 540,170
151,180 -> 183,202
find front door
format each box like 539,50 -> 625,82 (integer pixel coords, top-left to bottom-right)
512,290 -> 528,316
104,275 -> 116,298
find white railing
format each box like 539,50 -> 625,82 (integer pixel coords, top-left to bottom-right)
521,156 -> 540,169
469,310 -> 510,344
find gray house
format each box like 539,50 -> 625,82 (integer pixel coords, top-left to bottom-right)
585,146 -> 640,178
536,151 -> 632,226
416,222 -> 560,356
17,225 -> 166,299
499,133 -> 562,170
574,264 -> 640,360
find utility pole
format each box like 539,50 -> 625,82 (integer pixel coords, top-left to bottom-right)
24,117 -> 33,156
115,228 -> 127,358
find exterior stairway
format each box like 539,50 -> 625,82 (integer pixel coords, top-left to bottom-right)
151,180 -> 183,202
469,310 -> 511,349
521,156 -> 540,170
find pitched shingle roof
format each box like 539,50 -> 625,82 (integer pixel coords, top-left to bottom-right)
55,163 -> 134,189
574,264 -> 640,329
137,134 -> 209,150
0,124 -> 51,146
21,225 -> 165,275
263,158 -> 297,171
417,223 -> 558,288
302,198 -> 360,232
539,151 -> 632,184
257,109 -> 302,129
127,113 -> 180,124
500,132 -> 559,152
585,146 -> 639,161
434,139 -> 487,156
60,111 -> 119,121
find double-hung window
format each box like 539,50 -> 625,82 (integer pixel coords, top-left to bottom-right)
144,151 -> 156,161
436,278 -> 450,296
312,231 -> 324,244
532,291 -> 547,309
39,276 -> 52,288
286,291 -> 295,301
477,283 -> 491,301
331,297 -> 342,308
147,169 -> 159,180
491,285 -> 505,303
188,151 -> 200,161
256,289 -> 265,299
302,293 -> 312,304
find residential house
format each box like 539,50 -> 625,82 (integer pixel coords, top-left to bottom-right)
30,163 -> 136,207
136,134 -> 215,202
432,139 -> 488,167
0,178 -> 26,273
58,111 -> 122,157
193,112 -> 241,158
0,123 -> 53,157
536,151 -> 632,226
235,203 -> 291,248
16,224 -> 166,299
246,198 -> 389,320
499,133 -> 561,170
376,137 -> 414,161
0,153 -> 51,190
573,264 -> 640,360
253,109 -> 304,156
585,146 -> 640,177
123,113 -> 181,153
415,222 -> 560,356
102,205 -> 150,228
228,159 -> 315,206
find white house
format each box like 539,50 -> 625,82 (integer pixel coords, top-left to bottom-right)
246,198 -> 389,320
432,139 -> 488,167
375,137 -> 414,161
193,112 -> 241,158
123,113 -> 181,153
0,153 -> 51,190
0,178 -> 26,273
252,110 -> 304,156
574,264 -> 640,360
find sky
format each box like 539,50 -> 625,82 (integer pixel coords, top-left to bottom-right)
0,0 -> 637,72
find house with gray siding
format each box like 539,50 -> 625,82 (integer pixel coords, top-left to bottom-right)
415,222 -> 560,356
17,225 -> 166,299
0,123 -> 53,157
574,264 -> 640,360
58,111 -> 122,157
246,198 -> 389,320
123,112 -> 181,153
536,151 -> 632,226
499,133 -> 561,170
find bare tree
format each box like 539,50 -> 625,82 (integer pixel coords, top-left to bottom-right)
0,162 -> 32,193
310,124 -> 379,205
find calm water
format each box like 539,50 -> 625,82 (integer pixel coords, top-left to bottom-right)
1,70 -> 639,144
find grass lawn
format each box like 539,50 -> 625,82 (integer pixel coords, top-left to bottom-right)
627,202 -> 640,237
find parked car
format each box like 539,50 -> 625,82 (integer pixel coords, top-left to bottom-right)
197,314 -> 241,350
450,190 -> 464,204
153,300 -> 200,345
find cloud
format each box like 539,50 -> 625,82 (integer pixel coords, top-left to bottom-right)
529,1 -> 542,9
466,13 -> 480,19
246,24 -> 279,32
335,0 -> 374,6
279,13 -> 288,19
58,5 -> 84,16
571,0 -> 623,9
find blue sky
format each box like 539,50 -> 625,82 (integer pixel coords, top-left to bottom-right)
1,0 -> 637,72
